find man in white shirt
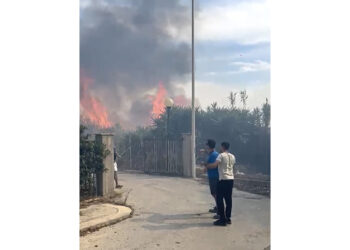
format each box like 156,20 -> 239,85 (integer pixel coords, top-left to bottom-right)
206,142 -> 235,226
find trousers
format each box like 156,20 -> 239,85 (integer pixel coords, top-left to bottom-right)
216,179 -> 234,220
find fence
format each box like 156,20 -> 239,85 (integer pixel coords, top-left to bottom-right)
118,136 -> 184,176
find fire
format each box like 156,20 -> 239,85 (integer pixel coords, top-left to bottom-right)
151,82 -> 167,118
80,71 -> 112,129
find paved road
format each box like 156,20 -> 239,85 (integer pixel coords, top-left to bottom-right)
80,172 -> 270,250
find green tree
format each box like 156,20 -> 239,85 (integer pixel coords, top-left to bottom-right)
262,98 -> 271,128
80,125 -> 110,197
114,90 -> 271,175
251,107 -> 262,127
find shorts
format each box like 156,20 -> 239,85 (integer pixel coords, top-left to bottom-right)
208,177 -> 219,196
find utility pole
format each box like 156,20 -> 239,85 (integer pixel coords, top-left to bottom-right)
166,106 -> 170,172
129,134 -> 132,169
191,0 -> 196,178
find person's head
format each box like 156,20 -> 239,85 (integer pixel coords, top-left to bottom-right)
206,139 -> 216,153
220,142 -> 230,153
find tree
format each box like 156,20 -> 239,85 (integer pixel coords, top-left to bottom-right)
113,91 -> 271,175
240,90 -> 248,109
210,102 -> 218,111
80,125 -> 110,197
262,98 -> 271,128
228,91 -> 237,109
251,107 -> 262,127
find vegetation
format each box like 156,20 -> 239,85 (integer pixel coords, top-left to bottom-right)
80,125 -> 110,197
113,91 -> 271,175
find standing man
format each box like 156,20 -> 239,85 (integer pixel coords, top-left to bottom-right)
206,142 -> 235,226
113,147 -> 123,189
205,139 -> 219,216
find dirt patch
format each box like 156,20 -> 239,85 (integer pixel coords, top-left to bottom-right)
197,174 -> 270,197
234,178 -> 270,197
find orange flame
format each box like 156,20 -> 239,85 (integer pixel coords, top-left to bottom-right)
151,82 -> 167,118
80,71 -> 112,129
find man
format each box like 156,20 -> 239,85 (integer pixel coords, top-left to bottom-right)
206,142 -> 235,226
205,139 -> 219,216
113,147 -> 123,189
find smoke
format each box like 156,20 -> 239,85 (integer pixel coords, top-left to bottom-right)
80,0 -> 191,128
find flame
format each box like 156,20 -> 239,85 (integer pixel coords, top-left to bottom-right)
151,82 -> 167,118
80,71 -> 112,129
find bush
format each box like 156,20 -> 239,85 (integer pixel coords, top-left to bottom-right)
80,125 -> 110,197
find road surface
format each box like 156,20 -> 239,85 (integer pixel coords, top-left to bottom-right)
80,172 -> 270,250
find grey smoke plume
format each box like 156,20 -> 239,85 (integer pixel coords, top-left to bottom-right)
80,0 -> 191,128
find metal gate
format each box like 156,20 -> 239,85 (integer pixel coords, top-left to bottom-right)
118,137 -> 183,176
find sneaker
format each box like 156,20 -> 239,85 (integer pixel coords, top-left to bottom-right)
213,214 -> 220,219
213,219 -> 227,226
208,206 -> 217,213
226,218 -> 231,224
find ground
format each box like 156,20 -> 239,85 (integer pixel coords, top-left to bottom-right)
80,172 -> 270,250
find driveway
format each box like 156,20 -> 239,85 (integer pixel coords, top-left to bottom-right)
80,172 -> 270,250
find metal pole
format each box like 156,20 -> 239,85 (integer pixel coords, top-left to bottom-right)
129,134 -> 132,169
191,0 -> 196,178
166,107 -> 170,172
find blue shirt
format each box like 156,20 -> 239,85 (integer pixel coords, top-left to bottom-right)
207,151 -> 219,179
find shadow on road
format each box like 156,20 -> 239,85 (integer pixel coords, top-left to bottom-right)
131,212 -> 215,231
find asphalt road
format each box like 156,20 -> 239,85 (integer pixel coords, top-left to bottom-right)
80,172 -> 270,250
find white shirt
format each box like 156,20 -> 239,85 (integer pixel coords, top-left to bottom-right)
216,152 -> 235,180
114,161 -> 118,171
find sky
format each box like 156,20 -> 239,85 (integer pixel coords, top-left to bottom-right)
192,0 -> 270,109
80,0 -> 270,128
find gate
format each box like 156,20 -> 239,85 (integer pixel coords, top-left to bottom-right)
118,137 -> 183,176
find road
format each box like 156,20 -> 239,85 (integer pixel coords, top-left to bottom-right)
80,172 -> 270,250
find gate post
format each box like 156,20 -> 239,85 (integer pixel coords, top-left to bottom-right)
95,133 -> 114,197
182,133 -> 192,177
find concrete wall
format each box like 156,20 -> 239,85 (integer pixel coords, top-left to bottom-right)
95,133 -> 114,197
182,133 -> 193,177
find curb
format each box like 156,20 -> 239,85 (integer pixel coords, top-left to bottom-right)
80,205 -> 132,236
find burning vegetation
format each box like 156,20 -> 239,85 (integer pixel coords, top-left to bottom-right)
81,75 -> 190,130
80,71 -> 112,129
150,82 -> 167,119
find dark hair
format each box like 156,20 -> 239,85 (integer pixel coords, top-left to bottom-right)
221,142 -> 230,150
206,139 -> 216,149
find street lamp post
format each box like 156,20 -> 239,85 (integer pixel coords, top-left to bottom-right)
164,97 -> 174,172
191,0 -> 196,178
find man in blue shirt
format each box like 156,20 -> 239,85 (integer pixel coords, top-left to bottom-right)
206,139 -> 219,215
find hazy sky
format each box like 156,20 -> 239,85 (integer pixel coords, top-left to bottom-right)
80,0 -> 270,127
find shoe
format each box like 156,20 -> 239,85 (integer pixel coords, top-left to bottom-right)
208,206 -> 217,213
213,214 -> 220,219
226,218 -> 231,224
115,185 -> 123,188
213,219 -> 227,226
